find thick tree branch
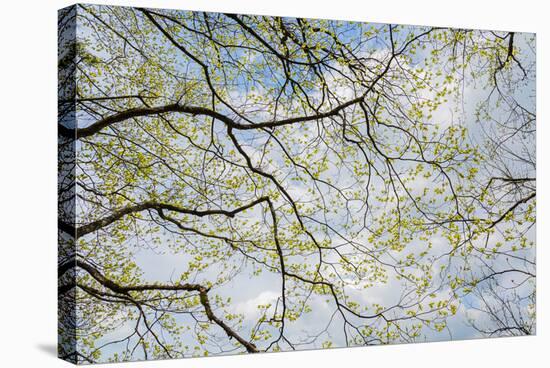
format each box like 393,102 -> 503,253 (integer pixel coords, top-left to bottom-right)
59,197 -> 269,237
65,260 -> 259,353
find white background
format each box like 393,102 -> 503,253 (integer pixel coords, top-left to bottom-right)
0,0 -> 546,366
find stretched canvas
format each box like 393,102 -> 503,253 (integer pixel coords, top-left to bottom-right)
58,4 -> 536,364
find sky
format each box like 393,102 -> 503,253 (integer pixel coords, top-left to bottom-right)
64,4 -> 536,363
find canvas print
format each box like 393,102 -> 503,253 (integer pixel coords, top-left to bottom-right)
58,4 -> 536,364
